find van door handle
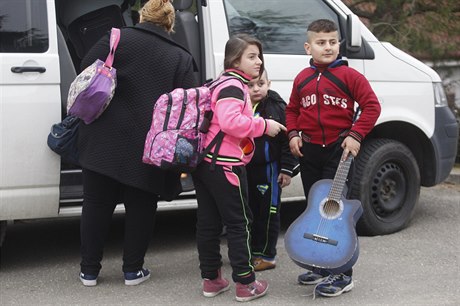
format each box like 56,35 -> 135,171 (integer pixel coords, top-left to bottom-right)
11,66 -> 46,73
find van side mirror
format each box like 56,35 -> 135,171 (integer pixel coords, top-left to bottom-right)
346,14 -> 362,52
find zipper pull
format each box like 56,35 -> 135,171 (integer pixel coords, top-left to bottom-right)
317,72 -> 322,81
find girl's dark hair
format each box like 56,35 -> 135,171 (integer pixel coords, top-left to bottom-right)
224,34 -> 264,77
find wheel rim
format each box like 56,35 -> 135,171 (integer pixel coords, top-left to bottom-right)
370,162 -> 406,218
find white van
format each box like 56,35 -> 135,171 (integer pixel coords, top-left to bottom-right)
0,0 -> 458,245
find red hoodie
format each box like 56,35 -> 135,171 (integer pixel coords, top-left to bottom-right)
286,59 -> 381,146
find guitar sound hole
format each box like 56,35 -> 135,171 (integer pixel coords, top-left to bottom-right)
323,200 -> 340,217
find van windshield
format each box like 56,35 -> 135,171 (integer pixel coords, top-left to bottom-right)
223,0 -> 340,55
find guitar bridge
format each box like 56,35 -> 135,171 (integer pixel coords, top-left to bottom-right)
303,233 -> 338,246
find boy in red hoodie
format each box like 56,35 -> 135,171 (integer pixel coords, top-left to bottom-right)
285,19 -> 381,297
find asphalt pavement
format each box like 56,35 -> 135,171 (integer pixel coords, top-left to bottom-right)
0,167 -> 459,305
446,163 -> 460,184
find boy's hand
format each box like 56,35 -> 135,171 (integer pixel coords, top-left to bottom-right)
265,119 -> 286,137
289,136 -> 303,157
341,136 -> 361,160
278,173 -> 291,188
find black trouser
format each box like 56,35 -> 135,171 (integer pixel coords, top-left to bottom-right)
80,169 -> 158,276
298,139 -> 353,277
299,140 -> 344,202
192,162 -> 255,285
247,161 -> 281,259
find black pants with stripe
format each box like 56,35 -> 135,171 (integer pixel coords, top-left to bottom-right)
192,162 -> 255,285
80,169 -> 158,276
247,161 -> 281,259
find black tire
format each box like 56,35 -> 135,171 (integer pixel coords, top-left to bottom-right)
349,139 -> 420,236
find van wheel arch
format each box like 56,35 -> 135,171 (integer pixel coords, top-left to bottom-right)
349,138 -> 420,236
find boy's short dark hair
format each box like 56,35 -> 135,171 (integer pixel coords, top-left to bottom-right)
307,19 -> 338,33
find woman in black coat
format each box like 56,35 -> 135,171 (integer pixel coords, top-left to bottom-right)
78,0 -> 196,287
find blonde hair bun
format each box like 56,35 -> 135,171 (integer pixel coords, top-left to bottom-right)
140,0 -> 175,33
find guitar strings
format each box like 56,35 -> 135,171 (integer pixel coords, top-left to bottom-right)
315,155 -> 352,238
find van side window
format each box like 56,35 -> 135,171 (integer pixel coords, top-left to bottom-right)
224,0 -> 340,55
0,0 -> 48,53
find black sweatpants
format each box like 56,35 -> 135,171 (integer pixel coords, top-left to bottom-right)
80,168 -> 158,276
247,161 -> 281,259
192,162 -> 255,285
299,139 -> 353,277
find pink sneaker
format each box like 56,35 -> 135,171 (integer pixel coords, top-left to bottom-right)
202,269 -> 230,297
235,280 -> 269,302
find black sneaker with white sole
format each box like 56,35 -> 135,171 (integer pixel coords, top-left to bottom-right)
80,272 -> 97,287
124,268 -> 150,286
314,273 -> 354,297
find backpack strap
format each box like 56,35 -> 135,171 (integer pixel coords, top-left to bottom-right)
105,28 -> 121,68
207,76 -> 237,91
198,130 -> 225,171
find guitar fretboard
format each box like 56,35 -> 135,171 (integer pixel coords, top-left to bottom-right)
328,151 -> 352,202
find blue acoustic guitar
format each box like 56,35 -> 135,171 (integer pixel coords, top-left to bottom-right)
284,151 -> 363,274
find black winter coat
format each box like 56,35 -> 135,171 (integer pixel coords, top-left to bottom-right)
247,90 -> 299,177
78,22 -> 197,200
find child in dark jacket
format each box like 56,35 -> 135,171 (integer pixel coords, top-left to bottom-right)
247,70 -> 299,271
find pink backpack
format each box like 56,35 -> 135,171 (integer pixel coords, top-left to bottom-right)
142,78 -> 231,172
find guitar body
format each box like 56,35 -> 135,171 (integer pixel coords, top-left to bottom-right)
284,178 -> 363,274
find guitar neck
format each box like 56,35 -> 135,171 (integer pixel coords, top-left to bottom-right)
328,151 -> 352,201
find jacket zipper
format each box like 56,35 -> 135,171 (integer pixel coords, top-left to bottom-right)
316,72 -> 326,147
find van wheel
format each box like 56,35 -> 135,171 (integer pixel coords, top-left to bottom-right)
0,221 -> 6,247
349,139 -> 420,236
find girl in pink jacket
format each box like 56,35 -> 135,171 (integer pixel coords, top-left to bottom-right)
192,34 -> 284,302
